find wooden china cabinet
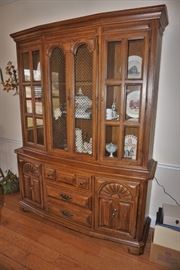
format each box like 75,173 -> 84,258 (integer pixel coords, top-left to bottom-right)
11,5 -> 168,254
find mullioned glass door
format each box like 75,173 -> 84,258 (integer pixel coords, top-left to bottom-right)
21,47 -> 45,147
101,33 -> 149,164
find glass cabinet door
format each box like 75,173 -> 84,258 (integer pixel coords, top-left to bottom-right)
73,43 -> 94,156
50,47 -> 67,150
104,41 -> 122,160
48,40 -> 96,157
102,35 -> 147,164
22,48 -> 44,147
123,38 -> 145,161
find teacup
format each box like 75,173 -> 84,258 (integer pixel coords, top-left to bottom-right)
106,108 -> 113,120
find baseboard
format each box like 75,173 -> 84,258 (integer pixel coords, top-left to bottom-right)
149,163 -> 180,227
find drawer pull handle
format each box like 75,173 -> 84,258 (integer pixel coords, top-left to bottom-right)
60,193 -> 72,201
112,208 -> 118,217
47,170 -> 56,179
79,182 -> 85,186
61,210 -> 73,218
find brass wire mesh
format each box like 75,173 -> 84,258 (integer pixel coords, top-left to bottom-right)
74,44 -> 93,155
50,47 -> 67,150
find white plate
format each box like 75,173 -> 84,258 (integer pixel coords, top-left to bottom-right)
128,55 -> 142,79
126,90 -> 140,119
124,135 -> 137,160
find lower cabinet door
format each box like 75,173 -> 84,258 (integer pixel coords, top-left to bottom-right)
95,177 -> 139,238
19,159 -> 43,208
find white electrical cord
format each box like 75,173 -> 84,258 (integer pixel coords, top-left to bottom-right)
154,176 -> 180,206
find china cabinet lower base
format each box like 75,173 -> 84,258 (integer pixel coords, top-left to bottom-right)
19,200 -> 151,255
16,151 -> 156,256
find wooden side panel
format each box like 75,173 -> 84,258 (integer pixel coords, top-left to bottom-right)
32,177 -> 41,204
23,175 -> 32,200
118,202 -> 131,232
99,198 -> 112,227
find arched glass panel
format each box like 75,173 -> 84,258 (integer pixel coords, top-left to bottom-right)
74,44 -> 93,155
50,47 -> 67,150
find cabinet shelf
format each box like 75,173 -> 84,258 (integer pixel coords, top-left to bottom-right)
105,76 -> 145,87
105,79 -> 122,85
76,80 -> 92,83
124,80 -> 143,84
123,120 -> 140,127
104,121 -> 120,126
75,116 -> 92,120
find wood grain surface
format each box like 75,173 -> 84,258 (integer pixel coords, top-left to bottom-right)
0,193 -> 169,270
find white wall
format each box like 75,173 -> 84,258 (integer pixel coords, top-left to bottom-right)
0,0 -> 179,225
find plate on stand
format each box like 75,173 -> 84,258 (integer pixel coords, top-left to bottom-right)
128,55 -> 142,79
126,90 -> 140,119
124,135 -> 137,160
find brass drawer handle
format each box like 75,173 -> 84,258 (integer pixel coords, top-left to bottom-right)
30,185 -> 34,190
79,181 -> 85,186
61,210 -> 73,218
60,193 -> 72,201
47,170 -> 56,179
112,208 -> 118,217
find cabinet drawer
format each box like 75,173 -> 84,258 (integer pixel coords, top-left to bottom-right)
46,184 -> 92,209
76,174 -> 91,190
48,198 -> 92,227
45,166 -> 92,190
45,167 -> 76,186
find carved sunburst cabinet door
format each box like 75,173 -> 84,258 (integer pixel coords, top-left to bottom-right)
96,179 -> 139,238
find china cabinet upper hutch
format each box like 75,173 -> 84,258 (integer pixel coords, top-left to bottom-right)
11,5 -> 168,254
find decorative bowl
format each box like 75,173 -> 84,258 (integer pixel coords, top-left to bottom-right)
106,143 -> 117,157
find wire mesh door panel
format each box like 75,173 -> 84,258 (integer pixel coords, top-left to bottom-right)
74,43 -> 94,156
50,47 -> 68,150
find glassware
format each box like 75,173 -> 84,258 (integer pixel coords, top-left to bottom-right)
75,88 -> 92,119
105,142 -> 117,157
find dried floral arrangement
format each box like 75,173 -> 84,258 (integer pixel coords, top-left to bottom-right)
0,61 -> 18,95
0,168 -> 19,194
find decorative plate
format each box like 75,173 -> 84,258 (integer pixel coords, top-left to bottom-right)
128,55 -> 142,79
124,135 -> 137,160
126,90 -> 140,119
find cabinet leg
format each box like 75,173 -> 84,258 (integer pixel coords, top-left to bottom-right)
20,205 -> 29,212
128,246 -> 143,255
128,217 -> 151,255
